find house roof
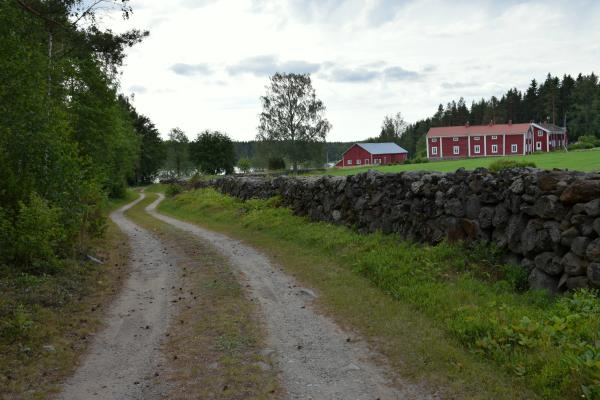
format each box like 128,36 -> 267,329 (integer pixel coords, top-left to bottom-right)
533,122 -> 567,133
427,123 -> 532,138
355,142 -> 408,155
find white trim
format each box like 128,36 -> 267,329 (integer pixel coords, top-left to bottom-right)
536,141 -> 542,151
426,138 -> 430,158
523,132 -> 526,155
474,144 -> 481,154
468,135 -> 471,158
502,134 -> 506,155
546,133 -> 549,152
440,137 -> 444,159
431,146 -> 438,156
492,144 -> 498,154
511,143 -> 518,153
453,145 -> 460,155
484,135 -> 487,156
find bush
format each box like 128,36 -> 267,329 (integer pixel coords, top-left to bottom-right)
267,157 -> 286,171
569,135 -> 600,150
488,159 -> 536,172
237,158 -> 252,174
166,184 -> 184,197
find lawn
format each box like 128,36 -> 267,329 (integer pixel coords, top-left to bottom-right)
157,188 -> 600,399
323,149 -> 600,175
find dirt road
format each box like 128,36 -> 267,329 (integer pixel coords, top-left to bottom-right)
149,193 -> 431,400
59,194 -> 178,400
60,193 -> 431,399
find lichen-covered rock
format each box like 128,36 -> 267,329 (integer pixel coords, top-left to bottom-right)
528,268 -> 559,293
560,180 -> 600,204
534,252 -> 563,276
562,252 -> 587,276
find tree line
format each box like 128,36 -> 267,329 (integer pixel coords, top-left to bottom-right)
383,73 -> 600,158
0,0 -> 165,273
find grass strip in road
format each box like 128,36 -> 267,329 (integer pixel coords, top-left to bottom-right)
0,190 -> 137,399
125,192 -> 280,399
156,188 -> 600,400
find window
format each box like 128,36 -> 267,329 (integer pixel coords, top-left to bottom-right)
492,144 -> 498,154
365,159 -> 370,165
491,135 -> 497,140
538,130 -> 543,137
474,145 -> 481,154
453,146 -> 460,155
511,144 -> 518,153
431,147 -> 438,155
474,136 -> 480,141
356,159 -> 361,165
536,141 -> 542,150
453,137 -> 459,141
431,138 -> 437,142
347,159 -> 352,165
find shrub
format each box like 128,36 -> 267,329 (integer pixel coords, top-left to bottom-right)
267,157 -> 286,171
569,135 -> 600,150
237,158 -> 252,174
166,184 -> 184,197
488,159 -> 536,172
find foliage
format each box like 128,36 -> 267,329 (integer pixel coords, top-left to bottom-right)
166,184 -> 184,198
162,188 -> 600,399
488,159 -> 537,172
0,1 -> 149,274
237,157 -> 252,173
569,135 -> 600,150
267,157 -> 286,171
163,128 -> 192,179
257,73 -> 331,171
189,130 -> 235,175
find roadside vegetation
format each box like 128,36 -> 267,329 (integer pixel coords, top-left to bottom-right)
156,188 -> 600,399
0,191 -> 136,399
125,192 -> 280,399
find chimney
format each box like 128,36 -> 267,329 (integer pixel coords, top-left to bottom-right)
465,121 -> 470,127
508,119 -> 512,125
489,120 -> 493,126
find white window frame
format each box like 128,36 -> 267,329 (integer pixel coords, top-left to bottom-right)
356,159 -> 361,165
347,159 -> 352,165
453,146 -> 460,155
431,138 -> 437,142
511,144 -> 518,153
365,159 -> 370,165
492,144 -> 498,154
431,147 -> 438,155
536,141 -> 542,150
491,135 -> 497,140
453,137 -> 459,142
474,145 -> 481,154
474,136 -> 480,141
538,130 -> 543,137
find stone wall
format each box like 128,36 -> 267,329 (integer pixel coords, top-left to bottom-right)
210,168 -> 600,293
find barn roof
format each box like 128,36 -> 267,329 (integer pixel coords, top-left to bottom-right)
427,123 -> 532,138
355,142 -> 408,155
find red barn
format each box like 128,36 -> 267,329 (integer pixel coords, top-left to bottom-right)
336,142 -> 408,167
426,122 -> 568,160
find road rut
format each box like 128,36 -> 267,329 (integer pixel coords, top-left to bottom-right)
59,194 -> 177,400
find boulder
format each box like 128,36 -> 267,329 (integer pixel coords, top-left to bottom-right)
521,219 -> 553,255
587,263 -> 600,288
509,178 -> 524,194
584,199 -> 600,217
560,180 -> 600,204
533,195 -> 564,219
594,218 -> 600,236
528,268 -> 559,293
465,196 -> 481,220
566,276 -> 590,290
534,252 -> 563,276
562,252 -> 587,276
586,238 -> 600,261
478,207 -> 494,229
445,198 -> 465,218
560,226 -> 579,247
492,204 -> 510,227
571,236 -> 592,258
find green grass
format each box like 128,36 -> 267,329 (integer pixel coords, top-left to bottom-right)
156,188 -> 600,399
323,149 -> 600,175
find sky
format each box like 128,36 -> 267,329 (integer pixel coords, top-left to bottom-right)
102,0 -> 600,142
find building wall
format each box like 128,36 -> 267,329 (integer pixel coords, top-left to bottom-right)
532,128 -> 548,152
485,134 -> 504,156
470,135 -> 485,156
504,134 -> 524,155
441,136 -> 468,158
339,145 -> 408,167
428,137 -> 442,158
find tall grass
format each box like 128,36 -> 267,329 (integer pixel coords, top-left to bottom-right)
161,188 -> 600,399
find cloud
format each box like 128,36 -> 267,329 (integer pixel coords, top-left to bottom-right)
170,63 -> 212,76
327,64 -> 421,83
129,85 -> 147,94
227,55 -> 321,76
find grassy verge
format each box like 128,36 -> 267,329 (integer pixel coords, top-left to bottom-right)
125,192 -> 280,399
156,188 -> 600,399
0,190 -> 137,399
322,148 -> 600,175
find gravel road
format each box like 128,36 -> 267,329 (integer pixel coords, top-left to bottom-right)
59,193 -> 178,400
149,193 -> 432,400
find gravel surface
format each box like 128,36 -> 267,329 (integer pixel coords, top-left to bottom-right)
59,193 -> 178,400
150,193 -> 433,400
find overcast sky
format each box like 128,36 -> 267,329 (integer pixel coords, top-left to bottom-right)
104,0 -> 600,142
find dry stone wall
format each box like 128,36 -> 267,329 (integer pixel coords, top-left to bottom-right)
210,168 -> 600,293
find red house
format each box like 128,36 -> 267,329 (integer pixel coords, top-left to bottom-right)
336,142 -> 408,167
426,122 -> 568,160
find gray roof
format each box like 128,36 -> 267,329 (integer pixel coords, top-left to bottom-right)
356,142 -> 408,155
